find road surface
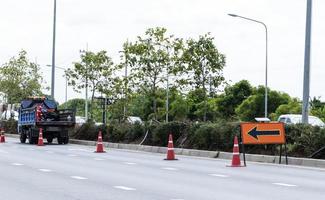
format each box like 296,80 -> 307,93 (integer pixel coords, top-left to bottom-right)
0,137 -> 324,200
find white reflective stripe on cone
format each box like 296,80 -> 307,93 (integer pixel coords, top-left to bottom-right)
234,144 -> 239,147
233,152 -> 240,155
167,148 -> 174,150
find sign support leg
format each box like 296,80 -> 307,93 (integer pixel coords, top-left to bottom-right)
239,133 -> 246,166
279,144 -> 282,164
285,142 -> 288,165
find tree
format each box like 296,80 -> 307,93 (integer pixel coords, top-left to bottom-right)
235,86 -> 291,121
217,80 -> 253,119
180,33 -> 226,121
65,50 -> 116,118
0,50 -> 45,103
271,98 -> 301,120
123,27 -> 179,120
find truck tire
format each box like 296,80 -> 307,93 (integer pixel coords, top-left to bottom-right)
64,136 -> 69,144
57,136 -> 63,144
47,137 -> 53,144
20,133 -> 27,143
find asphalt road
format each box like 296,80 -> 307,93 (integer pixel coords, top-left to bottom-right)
0,137 -> 325,200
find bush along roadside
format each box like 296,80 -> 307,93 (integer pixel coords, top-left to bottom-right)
71,120 -> 325,159
5,118 -> 325,159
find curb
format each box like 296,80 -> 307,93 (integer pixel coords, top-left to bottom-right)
5,134 -> 325,168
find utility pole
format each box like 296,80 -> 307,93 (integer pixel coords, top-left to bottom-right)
51,0 -> 57,99
302,0 -> 312,124
85,43 -> 89,121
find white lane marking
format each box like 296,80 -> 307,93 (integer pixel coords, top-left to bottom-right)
272,183 -> 297,187
29,148 -> 35,151
46,151 -> 54,154
39,169 -> 53,172
12,163 -> 24,166
114,186 -> 136,191
162,167 -> 178,171
67,154 -> 77,157
70,176 -> 88,180
209,174 -> 229,178
124,162 -> 137,165
94,158 -> 105,161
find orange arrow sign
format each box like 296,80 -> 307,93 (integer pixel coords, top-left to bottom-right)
241,122 -> 286,144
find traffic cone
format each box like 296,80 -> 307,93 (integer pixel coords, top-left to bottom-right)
164,134 -> 177,160
37,128 -> 44,146
94,131 -> 106,153
0,128 -> 5,143
227,136 -> 244,167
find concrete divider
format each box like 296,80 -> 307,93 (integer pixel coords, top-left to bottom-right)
5,134 -> 325,169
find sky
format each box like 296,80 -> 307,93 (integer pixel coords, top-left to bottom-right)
0,0 -> 324,104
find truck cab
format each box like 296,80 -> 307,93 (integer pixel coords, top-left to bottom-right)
18,97 -> 75,144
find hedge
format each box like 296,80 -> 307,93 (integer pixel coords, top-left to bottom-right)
2,119 -> 325,159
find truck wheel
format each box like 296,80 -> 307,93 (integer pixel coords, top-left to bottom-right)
28,136 -> 34,144
47,138 -> 53,144
20,134 -> 27,143
63,137 -> 69,144
57,136 -> 63,145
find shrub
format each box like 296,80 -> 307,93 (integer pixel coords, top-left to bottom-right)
0,119 -> 18,134
152,121 -> 189,146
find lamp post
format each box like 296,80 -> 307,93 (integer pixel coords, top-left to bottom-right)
228,13 -> 268,118
51,0 -> 57,99
302,0 -> 312,124
47,65 -> 67,103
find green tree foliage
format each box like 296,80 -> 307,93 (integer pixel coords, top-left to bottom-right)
217,80 -> 253,119
310,97 -> 325,122
235,86 -> 291,121
122,27 -> 181,119
271,98 -> 301,120
0,50 -> 45,103
180,33 -> 226,121
58,98 -> 85,116
65,50 -> 117,118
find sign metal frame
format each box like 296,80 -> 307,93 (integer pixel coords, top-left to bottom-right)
239,122 -> 288,166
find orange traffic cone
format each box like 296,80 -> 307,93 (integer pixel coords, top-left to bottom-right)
94,131 -> 106,153
37,128 -> 44,146
228,136 -> 244,167
0,128 -> 5,143
164,134 -> 177,160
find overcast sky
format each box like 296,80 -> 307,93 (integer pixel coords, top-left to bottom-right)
0,0 -> 324,103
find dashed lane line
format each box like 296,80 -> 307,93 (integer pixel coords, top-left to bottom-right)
162,167 -> 178,171
39,169 -> 53,172
11,163 -> 24,166
209,174 -> 229,178
272,182 -> 297,187
70,176 -> 88,180
113,186 -> 136,191
124,162 -> 137,165
94,158 -> 105,161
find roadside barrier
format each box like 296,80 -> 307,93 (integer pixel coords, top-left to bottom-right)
164,133 -> 177,160
94,131 -> 106,153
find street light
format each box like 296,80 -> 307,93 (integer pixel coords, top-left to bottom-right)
228,13 -> 268,118
51,0 -> 57,99
47,65 -> 68,103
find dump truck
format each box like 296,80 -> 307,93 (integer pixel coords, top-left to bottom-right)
18,97 -> 75,144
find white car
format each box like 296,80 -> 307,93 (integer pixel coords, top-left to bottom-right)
278,114 -> 325,127
0,110 -> 19,121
